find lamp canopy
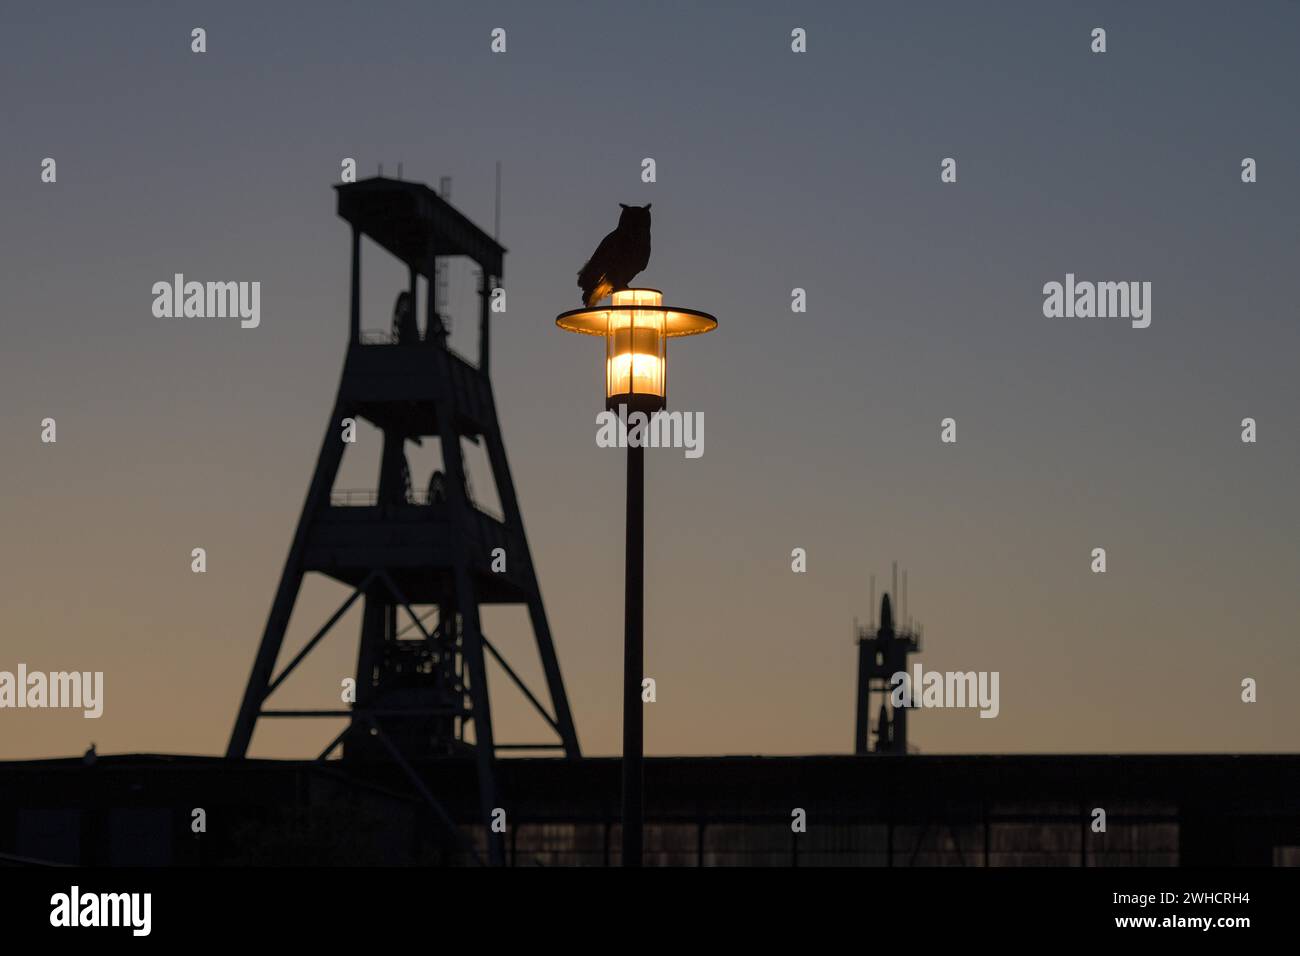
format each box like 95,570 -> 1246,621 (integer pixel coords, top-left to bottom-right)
555,288 -> 717,338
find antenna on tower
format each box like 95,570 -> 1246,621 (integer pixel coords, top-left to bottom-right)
869,574 -> 875,630
902,569 -> 908,630
892,561 -> 899,613
436,177 -> 452,320
494,160 -> 502,240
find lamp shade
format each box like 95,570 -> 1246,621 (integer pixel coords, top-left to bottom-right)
556,288 -> 717,413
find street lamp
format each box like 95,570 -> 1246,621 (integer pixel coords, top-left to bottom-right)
556,287 -> 717,866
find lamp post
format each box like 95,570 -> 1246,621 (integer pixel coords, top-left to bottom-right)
557,287 -> 717,866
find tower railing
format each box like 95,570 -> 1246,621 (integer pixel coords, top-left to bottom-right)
328,488 -> 504,523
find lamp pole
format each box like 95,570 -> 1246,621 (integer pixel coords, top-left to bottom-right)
623,438 -> 645,866
555,287 -> 716,870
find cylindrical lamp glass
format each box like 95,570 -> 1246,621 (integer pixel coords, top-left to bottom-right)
605,289 -> 666,412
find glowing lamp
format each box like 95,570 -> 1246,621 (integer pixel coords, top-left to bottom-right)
556,288 -> 717,413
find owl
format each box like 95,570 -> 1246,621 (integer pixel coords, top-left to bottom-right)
577,203 -> 652,306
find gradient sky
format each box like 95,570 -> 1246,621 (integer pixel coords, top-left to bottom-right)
2,1 -> 1298,760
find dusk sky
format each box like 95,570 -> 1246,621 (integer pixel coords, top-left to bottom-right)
3,1 -> 1297,760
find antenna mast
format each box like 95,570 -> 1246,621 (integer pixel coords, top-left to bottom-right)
494,161 -> 502,240
869,574 -> 875,630
436,177 -> 452,323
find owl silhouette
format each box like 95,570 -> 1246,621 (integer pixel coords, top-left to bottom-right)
577,203 -> 652,306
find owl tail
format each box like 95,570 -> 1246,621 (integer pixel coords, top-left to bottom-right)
586,278 -> 614,307
578,266 -> 614,307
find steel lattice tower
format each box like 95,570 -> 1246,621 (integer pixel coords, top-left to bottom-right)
226,177 -> 580,865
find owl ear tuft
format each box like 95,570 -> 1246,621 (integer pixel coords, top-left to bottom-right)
644,203 -> 651,210
619,203 -> 630,209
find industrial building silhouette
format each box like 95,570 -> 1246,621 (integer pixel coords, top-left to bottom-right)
5,753 -> 1299,866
